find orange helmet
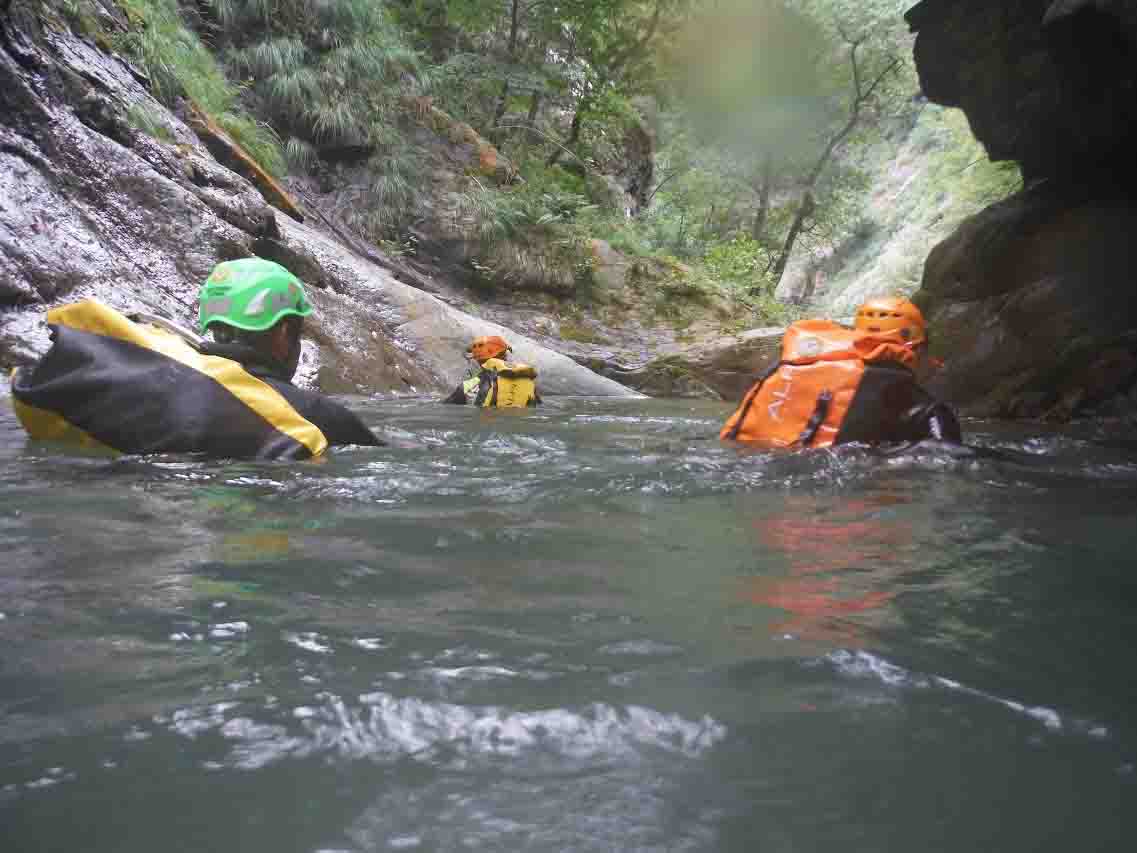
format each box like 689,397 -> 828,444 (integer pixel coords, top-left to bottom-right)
466,335 -> 510,362
854,296 -> 927,345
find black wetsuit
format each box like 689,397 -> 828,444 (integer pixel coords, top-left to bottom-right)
442,384 -> 470,405
835,362 -> 961,445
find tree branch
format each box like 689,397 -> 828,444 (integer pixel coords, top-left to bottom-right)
644,167 -> 687,205
607,0 -> 665,78
496,124 -> 595,172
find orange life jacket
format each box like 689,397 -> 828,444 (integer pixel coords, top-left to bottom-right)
720,319 -> 917,449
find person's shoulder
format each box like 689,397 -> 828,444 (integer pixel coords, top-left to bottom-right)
260,378 -> 383,447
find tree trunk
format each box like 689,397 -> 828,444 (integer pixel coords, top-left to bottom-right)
768,191 -> 814,288
526,89 -> 541,126
423,0 -> 451,63
751,154 -> 772,240
546,94 -> 589,167
492,81 -> 510,132
491,0 -> 522,135
546,0 -> 664,168
799,263 -> 821,305
767,41 -> 900,286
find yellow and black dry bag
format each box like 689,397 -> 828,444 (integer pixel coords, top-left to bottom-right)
10,301 -> 328,459
470,357 -> 539,408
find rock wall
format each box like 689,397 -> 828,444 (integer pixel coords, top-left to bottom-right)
908,0 -> 1137,417
0,4 -> 637,399
907,0 -> 1137,183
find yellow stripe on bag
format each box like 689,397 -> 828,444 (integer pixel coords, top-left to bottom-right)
47,301 -> 328,457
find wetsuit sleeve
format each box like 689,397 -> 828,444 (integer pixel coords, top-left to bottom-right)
300,395 -> 385,447
902,386 -> 962,443
262,379 -> 385,447
838,364 -> 961,445
442,385 -> 467,404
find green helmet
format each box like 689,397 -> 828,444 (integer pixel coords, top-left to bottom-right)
198,257 -> 313,335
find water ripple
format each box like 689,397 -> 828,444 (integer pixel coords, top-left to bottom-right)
824,649 -> 1109,739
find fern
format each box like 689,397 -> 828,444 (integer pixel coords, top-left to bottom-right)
284,136 -> 317,170
229,37 -> 308,79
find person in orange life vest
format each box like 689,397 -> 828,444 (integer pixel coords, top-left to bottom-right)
720,296 -> 961,448
442,335 -> 541,407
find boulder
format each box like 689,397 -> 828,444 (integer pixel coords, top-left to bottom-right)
590,327 -> 783,401
908,0 -> 1137,418
917,182 -> 1137,417
906,0 -> 1137,182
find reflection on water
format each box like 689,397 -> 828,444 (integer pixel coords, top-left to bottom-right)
1,394 -> 1136,852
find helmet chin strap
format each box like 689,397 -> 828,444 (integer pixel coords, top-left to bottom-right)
274,322 -> 303,382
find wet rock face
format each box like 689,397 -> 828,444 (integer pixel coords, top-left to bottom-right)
906,0 -> 1137,182
918,183 -> 1137,417
909,0 -> 1137,418
0,7 -> 637,398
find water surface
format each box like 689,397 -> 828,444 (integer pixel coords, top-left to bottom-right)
1,394 -> 1135,851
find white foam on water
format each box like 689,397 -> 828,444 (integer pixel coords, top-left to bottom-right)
209,621 -> 249,639
219,717 -> 307,770
388,837 -> 422,849
284,631 -> 333,654
333,692 -> 726,764
157,701 -> 239,739
160,691 -> 727,773
425,666 -> 519,682
352,637 -> 387,651
826,650 -> 1108,738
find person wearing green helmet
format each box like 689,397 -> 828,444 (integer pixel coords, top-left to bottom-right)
197,257 -> 383,448
198,257 -> 314,382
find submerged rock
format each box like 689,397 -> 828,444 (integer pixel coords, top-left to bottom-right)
0,7 -> 635,398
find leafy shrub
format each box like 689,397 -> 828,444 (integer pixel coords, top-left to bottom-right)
703,236 -> 774,291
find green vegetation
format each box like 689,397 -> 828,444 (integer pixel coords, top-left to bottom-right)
557,319 -> 609,344
51,0 -> 1018,328
114,0 -> 285,174
126,102 -> 175,141
813,105 -> 1022,313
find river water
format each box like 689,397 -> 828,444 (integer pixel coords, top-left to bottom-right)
1,393 -> 1135,851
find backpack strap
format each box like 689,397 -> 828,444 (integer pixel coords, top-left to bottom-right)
796,390 -> 834,448
725,362 -> 782,441
474,367 -> 498,407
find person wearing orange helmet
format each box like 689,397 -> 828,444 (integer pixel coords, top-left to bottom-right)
721,295 -> 960,448
442,335 -> 541,407
854,296 -> 935,378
